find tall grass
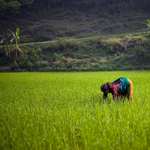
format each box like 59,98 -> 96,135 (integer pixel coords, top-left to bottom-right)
0,71 -> 150,149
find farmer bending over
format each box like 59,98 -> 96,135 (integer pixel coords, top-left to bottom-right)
100,77 -> 133,102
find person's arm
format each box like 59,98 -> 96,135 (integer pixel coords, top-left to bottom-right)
103,92 -> 108,100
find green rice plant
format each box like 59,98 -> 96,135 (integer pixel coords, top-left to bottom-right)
1,71 -> 150,149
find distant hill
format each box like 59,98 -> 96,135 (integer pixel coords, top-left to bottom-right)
0,0 -> 150,72
0,0 -> 150,42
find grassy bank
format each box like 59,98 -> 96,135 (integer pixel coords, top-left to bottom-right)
0,71 -> 150,149
0,32 -> 150,72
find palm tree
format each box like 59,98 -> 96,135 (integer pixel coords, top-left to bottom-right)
8,28 -> 22,59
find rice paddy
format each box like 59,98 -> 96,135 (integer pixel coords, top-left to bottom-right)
0,71 -> 150,150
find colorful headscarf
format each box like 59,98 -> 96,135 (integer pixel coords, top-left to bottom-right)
101,82 -> 113,92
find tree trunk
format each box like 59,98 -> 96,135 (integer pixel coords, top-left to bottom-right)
15,42 -> 18,58
14,59 -> 20,69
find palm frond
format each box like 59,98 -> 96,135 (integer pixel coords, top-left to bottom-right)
0,38 -> 5,44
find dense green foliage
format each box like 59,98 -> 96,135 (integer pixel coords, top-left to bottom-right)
33,0 -> 150,13
0,33 -> 150,72
0,0 -> 150,71
1,71 -> 150,149
2,0 -> 150,15
0,0 -> 34,15
1,0 -> 150,43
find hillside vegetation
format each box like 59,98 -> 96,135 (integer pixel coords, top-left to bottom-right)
0,33 -> 150,72
0,0 -> 150,71
1,0 -> 150,41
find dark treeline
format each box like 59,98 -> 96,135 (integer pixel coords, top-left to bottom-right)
1,0 -> 150,18
0,0 -> 150,71
32,0 -> 150,15
0,0 -> 150,39
0,0 -> 34,15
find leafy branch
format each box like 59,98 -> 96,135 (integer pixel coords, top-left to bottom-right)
8,28 -> 22,58
0,28 -> 23,69
145,20 -> 150,33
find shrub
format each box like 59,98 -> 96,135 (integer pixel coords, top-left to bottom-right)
107,55 -> 110,60
135,46 -> 147,57
26,61 -> 33,70
56,38 -> 67,51
19,61 -> 26,68
37,47 -> 42,55
83,54 -> 89,58
91,57 -> 97,62
34,62 -> 41,69
99,58 -> 103,64
61,56 -> 66,61
52,53 -> 58,61
116,51 -> 120,56
99,65 -> 108,71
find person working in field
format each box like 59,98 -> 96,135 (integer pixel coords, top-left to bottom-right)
100,77 -> 133,102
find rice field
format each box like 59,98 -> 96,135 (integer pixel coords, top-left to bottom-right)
0,71 -> 150,150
